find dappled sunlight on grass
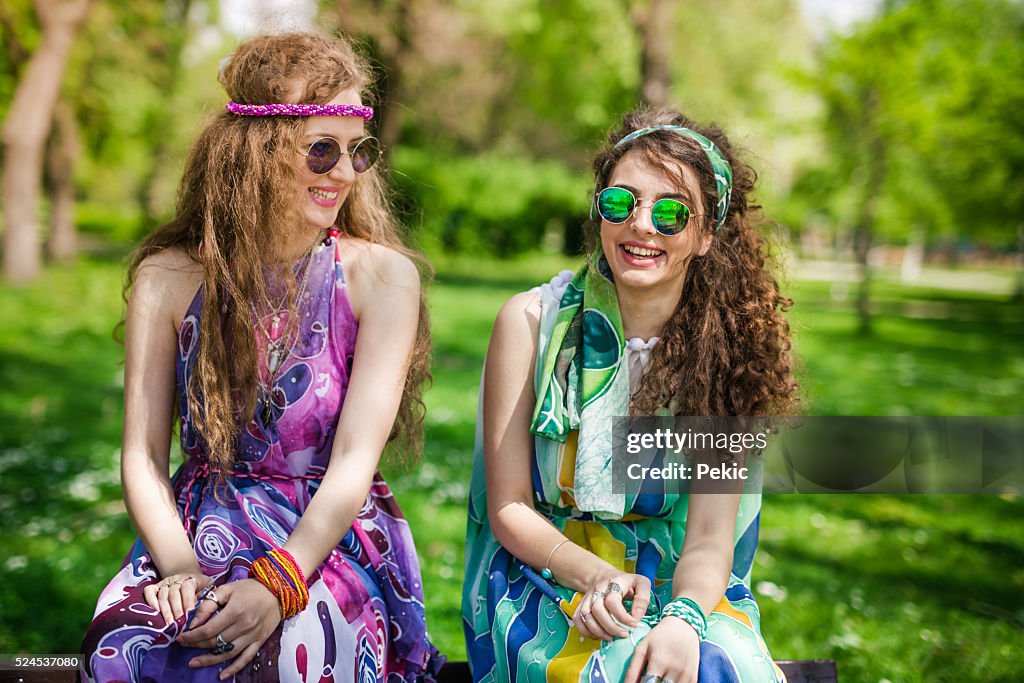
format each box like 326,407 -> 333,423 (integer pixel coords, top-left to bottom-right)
758,495 -> 1024,681
1,254 -> 1021,679
789,280 -> 1024,416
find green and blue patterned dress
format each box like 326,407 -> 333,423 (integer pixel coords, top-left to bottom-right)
462,265 -> 786,683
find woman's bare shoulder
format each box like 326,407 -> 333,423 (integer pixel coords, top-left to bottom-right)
131,247 -> 204,330
335,238 -> 420,318
502,290 -> 543,319
493,290 -> 542,350
336,237 -> 418,285
135,246 -> 201,277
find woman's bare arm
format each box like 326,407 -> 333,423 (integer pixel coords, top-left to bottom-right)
484,292 -> 616,593
671,488 -> 742,615
121,252 -> 203,579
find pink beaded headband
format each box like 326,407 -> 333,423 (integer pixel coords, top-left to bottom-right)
225,102 -> 374,121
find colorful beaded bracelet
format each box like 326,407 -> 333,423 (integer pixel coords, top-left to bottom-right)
249,548 -> 310,619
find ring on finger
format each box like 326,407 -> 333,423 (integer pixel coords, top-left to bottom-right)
641,675 -> 663,683
607,582 -> 623,594
580,612 -> 590,621
201,591 -> 222,608
211,633 -> 235,655
592,590 -> 607,601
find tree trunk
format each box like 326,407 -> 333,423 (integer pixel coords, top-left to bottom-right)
853,221 -> 874,335
854,89 -> 886,336
46,101 -> 80,262
134,0 -> 193,231
335,0 -> 414,156
2,0 -> 91,283
376,0 -> 413,153
630,0 -> 673,107
1014,223 -> 1024,304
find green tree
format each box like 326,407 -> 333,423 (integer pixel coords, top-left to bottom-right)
71,0 -> 223,234
802,0 -> 1024,332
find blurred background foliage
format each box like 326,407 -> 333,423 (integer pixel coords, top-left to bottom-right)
2,1 -> 1023,681
2,0 -> 1020,268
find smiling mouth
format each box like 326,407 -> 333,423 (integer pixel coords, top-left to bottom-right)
309,187 -> 339,201
621,244 -> 664,258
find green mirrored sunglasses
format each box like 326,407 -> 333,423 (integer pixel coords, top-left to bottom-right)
595,186 -> 692,236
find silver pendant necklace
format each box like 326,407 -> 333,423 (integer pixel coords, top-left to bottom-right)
253,230 -> 325,426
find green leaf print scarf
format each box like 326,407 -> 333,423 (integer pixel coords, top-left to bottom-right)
530,255 -> 630,518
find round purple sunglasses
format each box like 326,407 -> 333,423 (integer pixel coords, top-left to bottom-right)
300,136 -> 381,175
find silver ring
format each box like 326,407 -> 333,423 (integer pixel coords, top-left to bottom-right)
607,582 -> 623,594
641,675 -> 663,683
211,633 -> 235,655
201,591 -> 222,608
592,590 -> 607,601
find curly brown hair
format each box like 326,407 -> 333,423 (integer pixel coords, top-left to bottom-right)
586,108 -> 798,417
123,32 -> 432,471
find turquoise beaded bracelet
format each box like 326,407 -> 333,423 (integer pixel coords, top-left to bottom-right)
639,597 -> 708,638
660,597 -> 707,640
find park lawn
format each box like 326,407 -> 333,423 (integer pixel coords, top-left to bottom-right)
1,252 -> 1022,682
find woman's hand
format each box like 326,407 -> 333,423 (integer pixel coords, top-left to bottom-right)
624,617 -> 701,683
177,579 -> 282,680
574,571 -> 651,642
142,571 -> 211,626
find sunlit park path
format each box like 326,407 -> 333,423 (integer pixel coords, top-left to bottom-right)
1,251 -> 1022,682
795,259 -> 1019,296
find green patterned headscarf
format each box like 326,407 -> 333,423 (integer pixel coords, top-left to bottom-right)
614,125 -> 733,232
530,255 -> 630,516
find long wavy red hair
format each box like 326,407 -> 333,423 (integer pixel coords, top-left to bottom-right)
122,32 -> 431,470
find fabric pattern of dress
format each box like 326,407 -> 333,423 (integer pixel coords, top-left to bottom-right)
462,271 -> 785,683
81,235 -> 442,682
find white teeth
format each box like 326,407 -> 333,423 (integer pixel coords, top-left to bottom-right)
309,188 -> 339,200
623,244 -> 663,258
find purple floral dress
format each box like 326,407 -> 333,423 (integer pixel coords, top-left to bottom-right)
81,235 -> 442,682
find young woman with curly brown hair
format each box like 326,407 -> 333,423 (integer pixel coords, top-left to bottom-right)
463,108 -> 798,683
80,32 -> 442,682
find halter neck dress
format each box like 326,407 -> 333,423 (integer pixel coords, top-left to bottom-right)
81,235 -> 441,682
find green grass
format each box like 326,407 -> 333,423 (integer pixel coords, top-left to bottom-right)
1,252 -> 1022,682
788,278 -> 1024,415
0,256 -> 134,651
